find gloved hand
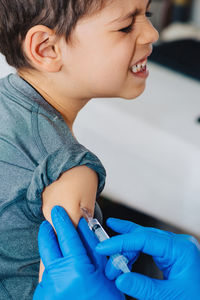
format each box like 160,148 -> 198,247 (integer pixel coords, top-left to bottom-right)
96,218 -> 200,300
33,206 -> 125,300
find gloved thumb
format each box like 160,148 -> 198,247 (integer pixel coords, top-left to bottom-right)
115,272 -> 163,300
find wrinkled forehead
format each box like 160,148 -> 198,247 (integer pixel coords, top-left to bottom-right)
79,0 -> 150,26
106,0 -> 151,24
105,0 -> 150,12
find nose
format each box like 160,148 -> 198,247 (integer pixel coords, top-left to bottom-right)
137,19 -> 159,45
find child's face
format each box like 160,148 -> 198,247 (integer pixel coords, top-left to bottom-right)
60,0 -> 159,100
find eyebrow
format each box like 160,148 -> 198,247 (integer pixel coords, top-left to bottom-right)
108,0 -> 152,25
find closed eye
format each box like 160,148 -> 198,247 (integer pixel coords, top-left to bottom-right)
119,11 -> 154,34
119,23 -> 134,34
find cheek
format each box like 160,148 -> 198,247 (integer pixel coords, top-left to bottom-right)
90,45 -> 133,80
103,38 -> 136,77
68,36 -> 136,93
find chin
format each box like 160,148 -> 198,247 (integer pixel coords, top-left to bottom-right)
118,80 -> 146,100
121,88 -> 146,100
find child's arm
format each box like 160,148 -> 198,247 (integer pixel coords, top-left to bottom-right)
38,165 -> 99,282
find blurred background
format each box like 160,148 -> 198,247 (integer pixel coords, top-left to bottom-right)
0,1 -> 199,299
149,0 -> 200,81
151,0 -> 200,31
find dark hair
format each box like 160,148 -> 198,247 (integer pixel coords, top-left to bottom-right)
0,0 -> 108,69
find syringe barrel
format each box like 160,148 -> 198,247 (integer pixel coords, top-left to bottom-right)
88,218 -> 130,273
88,218 -> 109,242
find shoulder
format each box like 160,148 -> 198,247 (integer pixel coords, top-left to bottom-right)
0,73 -> 70,162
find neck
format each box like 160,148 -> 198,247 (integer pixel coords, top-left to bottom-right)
17,70 -> 90,132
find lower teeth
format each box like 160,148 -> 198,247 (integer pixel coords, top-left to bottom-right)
132,66 -> 146,74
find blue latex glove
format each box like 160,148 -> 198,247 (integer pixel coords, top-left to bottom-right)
104,241 -> 139,280
33,206 -> 125,300
96,218 -> 200,300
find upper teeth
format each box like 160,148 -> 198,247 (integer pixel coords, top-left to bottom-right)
131,59 -> 147,73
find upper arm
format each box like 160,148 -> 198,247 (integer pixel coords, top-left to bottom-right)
42,165 -> 98,227
38,165 -> 98,283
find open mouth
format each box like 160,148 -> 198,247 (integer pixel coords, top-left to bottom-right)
131,58 -> 147,74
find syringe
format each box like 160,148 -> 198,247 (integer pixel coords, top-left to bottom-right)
81,208 -> 130,274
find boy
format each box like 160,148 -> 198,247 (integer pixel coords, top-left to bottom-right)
0,0 -> 158,299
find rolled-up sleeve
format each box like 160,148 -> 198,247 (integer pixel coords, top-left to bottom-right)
26,142 -> 106,220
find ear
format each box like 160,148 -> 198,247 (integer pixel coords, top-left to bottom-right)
23,25 -> 62,72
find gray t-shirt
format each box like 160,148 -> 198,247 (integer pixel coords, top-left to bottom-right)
0,73 -> 106,300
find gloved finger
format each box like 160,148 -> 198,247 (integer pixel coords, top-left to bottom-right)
33,284 -> 45,300
105,257 -> 121,280
107,218 -> 173,237
106,218 -> 140,234
77,217 -> 107,270
126,250 -> 140,269
115,272 -> 163,299
96,230 -> 172,259
105,250 -> 139,280
38,220 -> 62,268
51,206 -> 89,259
